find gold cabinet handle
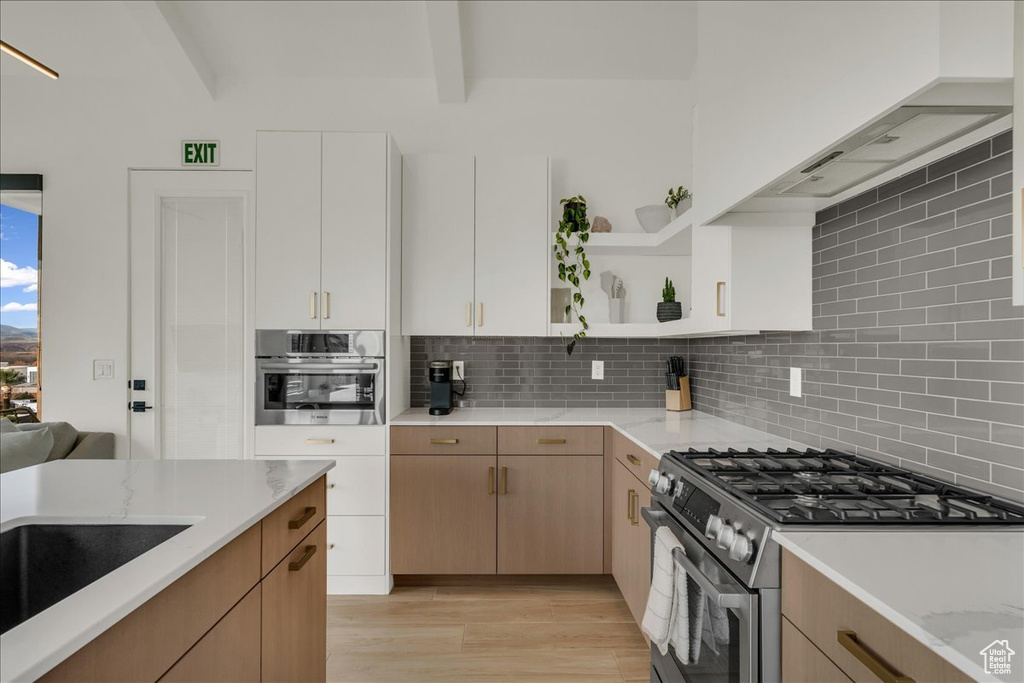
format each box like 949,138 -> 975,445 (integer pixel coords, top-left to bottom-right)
477,302 -> 483,327
488,466 -> 495,495
288,506 -> 317,530
309,291 -> 318,319
306,438 -> 335,445
322,291 -> 330,319
465,301 -> 472,327
288,545 -> 317,572
537,438 -> 567,445
630,491 -> 640,526
837,631 -> 913,683
716,281 -> 726,317
625,489 -> 634,523
500,466 -> 508,494
430,438 -> 459,445
626,454 -> 641,466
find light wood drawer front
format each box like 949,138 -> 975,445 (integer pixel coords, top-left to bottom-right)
159,585 -> 261,683
255,425 -> 385,456
782,616 -> 852,683
612,429 -> 659,487
262,477 -> 327,576
390,425 -> 497,454
782,550 -> 970,683
498,426 -> 604,455
327,516 -> 386,576
40,525 -> 261,683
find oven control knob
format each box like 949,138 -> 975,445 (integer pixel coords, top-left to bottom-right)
705,514 -> 724,540
728,535 -> 755,564
647,469 -> 661,488
715,523 -> 736,550
654,474 -> 674,495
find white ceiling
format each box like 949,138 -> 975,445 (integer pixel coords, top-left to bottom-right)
0,1 -> 697,85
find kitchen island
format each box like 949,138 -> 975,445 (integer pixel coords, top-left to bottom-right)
0,458 -> 333,682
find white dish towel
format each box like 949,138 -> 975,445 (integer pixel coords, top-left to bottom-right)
641,526 -> 691,660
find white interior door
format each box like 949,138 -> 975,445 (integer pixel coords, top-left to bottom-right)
129,170 -> 254,460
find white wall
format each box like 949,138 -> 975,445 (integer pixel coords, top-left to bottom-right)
0,74 -> 692,455
693,0 -> 1014,227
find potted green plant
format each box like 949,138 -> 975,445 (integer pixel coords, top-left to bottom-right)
553,195 -> 591,355
665,185 -> 692,219
657,277 -> 682,322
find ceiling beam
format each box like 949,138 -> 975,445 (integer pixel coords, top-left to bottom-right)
122,0 -> 215,100
423,1 -> 466,104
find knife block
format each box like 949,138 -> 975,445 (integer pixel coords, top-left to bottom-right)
666,376 -> 692,412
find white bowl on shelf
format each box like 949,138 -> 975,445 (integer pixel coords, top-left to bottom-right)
635,205 -> 672,233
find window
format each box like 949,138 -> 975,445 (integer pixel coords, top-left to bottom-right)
0,174 -> 42,419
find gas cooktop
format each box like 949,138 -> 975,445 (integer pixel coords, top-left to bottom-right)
665,447 -> 1024,526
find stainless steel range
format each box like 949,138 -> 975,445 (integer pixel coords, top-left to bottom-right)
643,447 -> 1024,683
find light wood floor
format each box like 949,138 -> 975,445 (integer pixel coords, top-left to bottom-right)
326,580 -> 650,682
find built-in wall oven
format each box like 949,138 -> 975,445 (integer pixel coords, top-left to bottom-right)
255,330 -> 385,426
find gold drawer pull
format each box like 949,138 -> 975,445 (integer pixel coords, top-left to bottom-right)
629,490 -> 640,526
488,466 -> 495,494
288,545 -> 317,572
716,281 -> 726,317
288,506 -> 317,530
626,454 -> 641,466
837,630 -> 913,683
500,466 -> 508,494
430,438 -> 459,445
537,438 -> 566,445
305,438 -> 335,445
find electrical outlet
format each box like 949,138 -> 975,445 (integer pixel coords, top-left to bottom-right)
93,360 -> 114,380
452,361 -> 465,382
789,367 -> 802,397
591,360 -> 604,380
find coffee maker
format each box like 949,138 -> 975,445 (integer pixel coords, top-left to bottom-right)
429,360 -> 455,415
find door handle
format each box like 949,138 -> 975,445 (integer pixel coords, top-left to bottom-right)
129,401 -> 154,413
500,466 -> 508,494
629,491 -> 640,526
837,631 -> 913,683
716,281 -> 726,317
322,291 -> 330,319
626,489 -> 635,523
288,545 -> 317,572
477,302 -> 483,327
309,291 -> 318,319
288,506 -> 317,529
465,301 -> 472,327
488,466 -> 495,495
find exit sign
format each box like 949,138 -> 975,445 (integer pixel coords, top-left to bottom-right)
182,140 -> 220,166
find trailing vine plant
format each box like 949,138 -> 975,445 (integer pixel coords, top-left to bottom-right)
553,195 -> 591,356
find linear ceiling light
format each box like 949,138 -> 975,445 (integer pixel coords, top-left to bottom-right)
0,40 -> 59,79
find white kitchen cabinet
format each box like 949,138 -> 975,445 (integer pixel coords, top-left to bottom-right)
321,133 -> 387,330
256,130 -> 390,331
402,154 -> 549,336
327,515 -> 386,576
255,131 -> 322,330
475,156 -> 549,336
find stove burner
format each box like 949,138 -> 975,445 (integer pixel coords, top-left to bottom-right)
665,447 -> 1024,526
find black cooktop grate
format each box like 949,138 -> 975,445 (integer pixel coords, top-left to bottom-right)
666,447 -> 1024,525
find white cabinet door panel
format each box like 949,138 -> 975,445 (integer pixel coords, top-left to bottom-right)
327,516 -> 386,576
321,133 -> 387,330
690,224 -> 732,330
474,156 -> 549,336
326,456 -> 386,515
401,155 -> 475,335
256,131 -> 323,329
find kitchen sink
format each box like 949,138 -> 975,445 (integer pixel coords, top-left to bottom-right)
0,523 -> 190,635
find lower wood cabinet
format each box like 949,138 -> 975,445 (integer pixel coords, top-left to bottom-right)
781,616 -> 852,683
390,454 -> 498,574
611,456 -> 652,627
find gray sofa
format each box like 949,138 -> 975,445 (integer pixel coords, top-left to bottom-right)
1,420 -> 114,474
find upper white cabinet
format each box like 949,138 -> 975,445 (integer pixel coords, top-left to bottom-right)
256,131 -> 388,330
402,155 -> 549,336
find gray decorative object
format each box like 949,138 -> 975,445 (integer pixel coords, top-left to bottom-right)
635,205 -> 672,233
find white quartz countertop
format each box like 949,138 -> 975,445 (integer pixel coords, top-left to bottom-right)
0,459 -> 334,682
775,529 -> 1024,681
392,407 -> 806,457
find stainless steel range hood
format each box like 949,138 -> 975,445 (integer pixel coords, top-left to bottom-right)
758,105 -> 1011,198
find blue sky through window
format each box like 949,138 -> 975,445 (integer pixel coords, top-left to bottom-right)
0,203 -> 40,329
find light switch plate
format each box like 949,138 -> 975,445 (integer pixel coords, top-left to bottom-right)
452,361 -> 465,382
789,367 -> 802,397
94,359 -> 114,380
591,360 -> 604,380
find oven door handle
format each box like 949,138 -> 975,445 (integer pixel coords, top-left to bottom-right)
642,507 -> 750,611
259,362 -> 380,372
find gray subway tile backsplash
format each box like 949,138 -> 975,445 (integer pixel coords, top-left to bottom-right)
410,130 -> 1023,501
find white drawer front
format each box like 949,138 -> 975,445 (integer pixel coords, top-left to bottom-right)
255,425 -> 385,456
327,516 -> 386,576
327,456 -> 385,515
